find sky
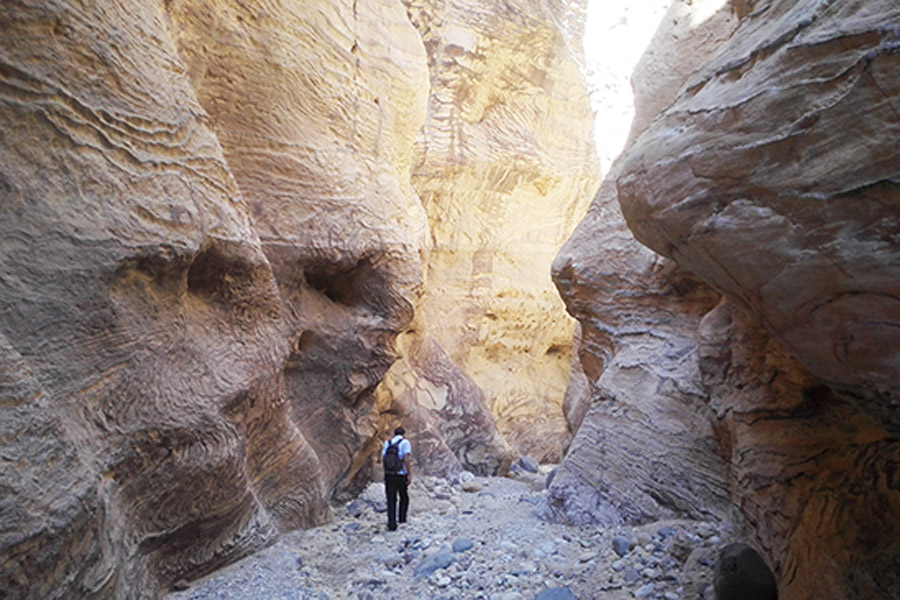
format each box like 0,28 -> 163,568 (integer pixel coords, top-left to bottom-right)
583,0 -> 728,174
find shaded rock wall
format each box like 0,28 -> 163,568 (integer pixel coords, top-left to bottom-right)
618,0 -> 900,431
550,0 -> 900,598
699,300 -> 900,599
547,186 -> 731,526
167,0 -> 430,495
545,0 -> 741,528
377,335 -> 514,476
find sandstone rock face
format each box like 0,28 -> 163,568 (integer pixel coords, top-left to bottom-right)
1,0 -> 596,597
167,0 -> 430,495
395,0 -> 601,462
377,335 -> 514,477
617,0 -> 900,431
699,300 -> 900,600
545,177 -> 731,527
544,0 -> 740,529
551,1 -> 900,599
1,2 -> 315,597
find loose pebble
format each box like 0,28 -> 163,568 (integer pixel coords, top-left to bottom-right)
612,535 -> 632,557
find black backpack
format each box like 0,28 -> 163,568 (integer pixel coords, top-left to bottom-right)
383,439 -> 403,475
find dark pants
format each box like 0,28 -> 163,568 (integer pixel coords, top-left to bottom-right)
384,473 -> 409,530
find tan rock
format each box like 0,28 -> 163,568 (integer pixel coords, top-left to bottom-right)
376,335 -> 515,477
617,0 -> 900,425
167,0 -> 430,494
398,0 -> 601,463
0,2 -> 315,597
0,1 -> 597,597
553,0 -> 900,598
461,481 -> 485,493
697,301 -> 900,600
1,0 -> 428,596
545,178 -> 730,526
544,0 -> 739,527
561,322 -> 590,445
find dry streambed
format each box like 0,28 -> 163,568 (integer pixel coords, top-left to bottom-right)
167,470 -> 734,600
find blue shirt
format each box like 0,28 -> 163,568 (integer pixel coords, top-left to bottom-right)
382,435 -> 411,475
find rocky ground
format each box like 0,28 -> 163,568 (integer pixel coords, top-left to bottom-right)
166,467 -> 737,600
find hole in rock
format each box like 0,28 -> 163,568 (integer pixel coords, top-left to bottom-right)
795,384 -> 834,419
304,258 -> 373,307
187,243 -> 257,307
294,330 -> 318,355
544,344 -> 566,356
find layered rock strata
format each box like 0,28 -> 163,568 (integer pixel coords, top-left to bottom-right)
545,0 -> 741,529
619,3 -> 900,596
166,0 -> 430,495
390,0 -> 601,463
618,0 -> 900,429
376,335 -> 514,477
546,175 -> 732,527
0,0 -> 596,597
550,1 -> 900,599
1,2 -> 312,596
699,300 -> 900,599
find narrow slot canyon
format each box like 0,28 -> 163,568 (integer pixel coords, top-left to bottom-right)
1,1 -> 898,599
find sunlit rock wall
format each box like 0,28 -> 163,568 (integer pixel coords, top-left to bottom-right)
383,0 -> 601,463
376,333 -> 514,477
550,0 -> 900,598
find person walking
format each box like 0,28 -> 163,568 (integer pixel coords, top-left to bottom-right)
381,427 -> 411,531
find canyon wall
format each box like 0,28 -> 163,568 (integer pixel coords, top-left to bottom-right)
549,0 -> 900,598
166,0 -> 432,497
375,0 -> 600,464
1,2 -> 314,597
0,0 -> 596,597
8,0 -> 898,598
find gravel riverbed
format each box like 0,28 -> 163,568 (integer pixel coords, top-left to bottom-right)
166,469 -> 736,600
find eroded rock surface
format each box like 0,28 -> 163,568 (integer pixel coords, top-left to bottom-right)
618,0 -> 900,430
1,2 -> 313,597
699,300 -> 900,599
1,0 -> 594,597
377,336 -> 515,477
397,0 -> 601,463
551,1 -> 900,599
545,0 -> 739,531
167,0 -> 430,496
545,177 -> 731,528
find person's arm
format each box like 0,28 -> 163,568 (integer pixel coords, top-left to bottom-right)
402,439 -> 412,482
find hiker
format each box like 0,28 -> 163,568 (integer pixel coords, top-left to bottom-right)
381,426 -> 411,531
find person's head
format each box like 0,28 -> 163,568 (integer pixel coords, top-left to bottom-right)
394,427 -> 405,436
